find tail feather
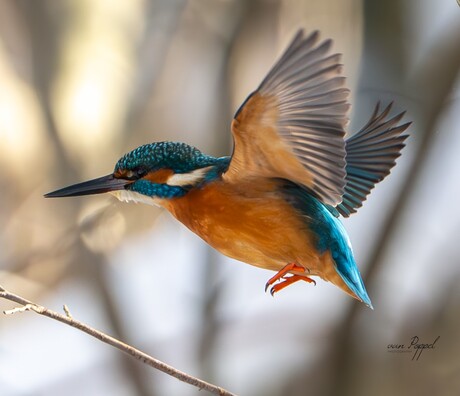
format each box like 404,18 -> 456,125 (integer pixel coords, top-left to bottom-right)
335,256 -> 373,309
337,102 -> 411,217
330,217 -> 373,308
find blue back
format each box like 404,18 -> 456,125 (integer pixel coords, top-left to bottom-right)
282,183 -> 372,308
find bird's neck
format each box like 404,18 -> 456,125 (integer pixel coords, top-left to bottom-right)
197,156 -> 231,184
166,155 -> 230,189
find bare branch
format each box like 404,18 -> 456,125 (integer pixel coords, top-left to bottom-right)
0,285 -> 236,396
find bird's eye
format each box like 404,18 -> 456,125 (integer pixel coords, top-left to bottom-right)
134,167 -> 147,178
125,168 -> 147,180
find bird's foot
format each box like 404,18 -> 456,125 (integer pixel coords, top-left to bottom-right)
268,275 -> 316,296
265,263 -> 316,296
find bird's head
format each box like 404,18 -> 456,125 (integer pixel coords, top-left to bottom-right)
45,142 -> 228,205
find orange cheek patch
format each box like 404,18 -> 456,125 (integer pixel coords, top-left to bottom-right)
144,168 -> 174,184
114,169 -> 125,178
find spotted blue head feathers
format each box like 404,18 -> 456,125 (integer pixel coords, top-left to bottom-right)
110,142 -> 230,202
115,142 -> 220,175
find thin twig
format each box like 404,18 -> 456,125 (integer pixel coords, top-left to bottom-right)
0,285 -> 236,396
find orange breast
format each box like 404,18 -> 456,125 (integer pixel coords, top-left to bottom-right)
162,178 -> 324,273
161,179 -> 360,300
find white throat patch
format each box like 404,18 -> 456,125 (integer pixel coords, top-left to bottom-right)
110,190 -> 161,207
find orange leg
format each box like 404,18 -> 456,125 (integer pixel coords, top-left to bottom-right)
269,275 -> 316,296
265,263 -> 316,296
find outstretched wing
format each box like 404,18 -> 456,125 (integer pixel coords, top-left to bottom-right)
336,103 -> 411,217
224,30 -> 349,206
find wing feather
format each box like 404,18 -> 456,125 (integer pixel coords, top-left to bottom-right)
336,103 -> 411,217
225,29 -> 349,206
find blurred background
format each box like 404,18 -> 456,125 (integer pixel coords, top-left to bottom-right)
0,0 -> 459,395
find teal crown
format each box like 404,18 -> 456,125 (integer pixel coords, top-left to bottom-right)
115,142 -> 219,174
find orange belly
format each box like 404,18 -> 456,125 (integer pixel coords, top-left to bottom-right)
161,179 -> 356,298
162,179 -> 325,272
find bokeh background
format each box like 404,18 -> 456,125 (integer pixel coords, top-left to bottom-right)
0,0 -> 459,395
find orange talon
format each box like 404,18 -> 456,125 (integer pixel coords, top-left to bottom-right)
265,262 -> 308,292
270,274 -> 316,296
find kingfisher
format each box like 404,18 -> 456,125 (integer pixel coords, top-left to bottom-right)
46,30 -> 410,308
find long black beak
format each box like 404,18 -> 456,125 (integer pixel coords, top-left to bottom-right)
45,174 -> 131,198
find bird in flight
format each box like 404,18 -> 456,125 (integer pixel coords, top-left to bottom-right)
46,30 -> 410,308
